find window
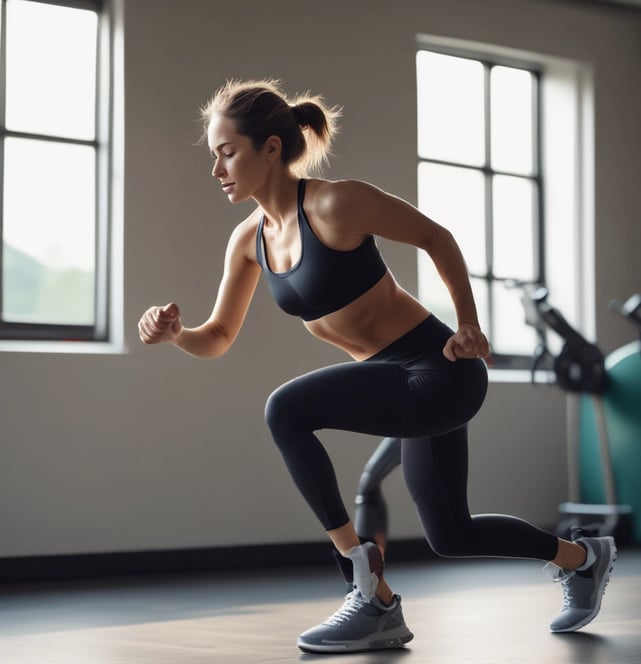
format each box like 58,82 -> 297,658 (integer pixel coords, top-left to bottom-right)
416,47 -> 544,369
0,0 -> 111,342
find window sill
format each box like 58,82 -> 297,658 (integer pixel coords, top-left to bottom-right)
488,368 -> 555,384
0,340 -> 128,355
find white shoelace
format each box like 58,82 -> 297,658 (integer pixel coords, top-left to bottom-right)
543,562 -> 575,607
325,592 -> 368,626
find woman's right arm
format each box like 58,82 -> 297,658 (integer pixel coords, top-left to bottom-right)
138,219 -> 261,358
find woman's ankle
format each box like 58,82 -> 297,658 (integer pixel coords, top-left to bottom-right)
552,538 -> 588,571
342,542 -> 386,601
375,578 -> 394,606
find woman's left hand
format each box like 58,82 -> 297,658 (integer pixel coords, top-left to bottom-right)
443,324 -> 494,366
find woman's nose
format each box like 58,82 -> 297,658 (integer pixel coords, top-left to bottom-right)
212,161 -> 225,178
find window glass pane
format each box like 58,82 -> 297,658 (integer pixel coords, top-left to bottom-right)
417,252 -> 456,328
471,277 -> 489,334
492,175 -> 536,281
3,138 -> 96,325
418,162 -> 486,275
6,0 -> 98,140
417,51 -> 485,166
490,66 -> 534,175
492,282 -> 537,355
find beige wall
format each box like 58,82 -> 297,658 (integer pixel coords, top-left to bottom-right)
1,0 -> 640,556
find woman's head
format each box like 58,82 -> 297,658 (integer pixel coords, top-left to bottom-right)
201,79 -> 340,177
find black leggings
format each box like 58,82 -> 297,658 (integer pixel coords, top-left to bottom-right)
265,315 -> 559,561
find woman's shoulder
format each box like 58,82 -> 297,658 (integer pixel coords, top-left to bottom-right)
306,178 -> 383,219
227,207 -> 263,257
306,177 -> 378,197
233,207 -> 263,235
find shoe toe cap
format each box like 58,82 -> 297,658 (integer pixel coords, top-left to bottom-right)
549,608 -> 592,632
298,624 -> 325,643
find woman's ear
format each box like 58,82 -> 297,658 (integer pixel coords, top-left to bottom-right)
265,135 -> 282,161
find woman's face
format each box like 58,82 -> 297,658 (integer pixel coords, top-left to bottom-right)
207,113 -> 269,203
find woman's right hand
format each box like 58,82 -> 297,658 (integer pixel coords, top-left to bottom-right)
138,303 -> 183,345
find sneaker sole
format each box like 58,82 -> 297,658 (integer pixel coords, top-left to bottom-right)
297,626 -> 414,653
550,536 -> 617,633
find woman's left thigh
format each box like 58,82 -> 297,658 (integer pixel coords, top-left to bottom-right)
266,360 -> 473,439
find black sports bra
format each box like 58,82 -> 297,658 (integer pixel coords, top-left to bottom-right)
255,180 -> 388,321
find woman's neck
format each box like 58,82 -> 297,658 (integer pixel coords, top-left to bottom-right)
253,171 -> 301,229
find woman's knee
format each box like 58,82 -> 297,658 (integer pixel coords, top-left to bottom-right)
420,518 -> 477,557
427,532 -> 469,558
264,385 -> 287,434
264,381 -> 304,442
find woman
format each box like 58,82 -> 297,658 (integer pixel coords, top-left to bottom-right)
138,79 -> 616,654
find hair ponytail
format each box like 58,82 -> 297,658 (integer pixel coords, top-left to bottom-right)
201,79 -> 341,176
289,96 -> 340,174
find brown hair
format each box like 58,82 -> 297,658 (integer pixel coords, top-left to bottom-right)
200,79 -> 340,176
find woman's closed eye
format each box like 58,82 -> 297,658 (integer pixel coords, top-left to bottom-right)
211,152 -> 235,161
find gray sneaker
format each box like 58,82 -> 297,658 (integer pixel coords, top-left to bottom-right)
545,536 -> 617,633
297,591 -> 414,653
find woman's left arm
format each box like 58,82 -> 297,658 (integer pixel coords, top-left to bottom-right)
323,180 -> 493,365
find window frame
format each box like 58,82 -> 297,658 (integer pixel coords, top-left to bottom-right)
0,0 -> 110,342
416,42 -> 547,371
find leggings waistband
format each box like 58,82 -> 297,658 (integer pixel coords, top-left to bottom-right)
365,314 -> 453,363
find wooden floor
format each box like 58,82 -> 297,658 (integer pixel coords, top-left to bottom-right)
1,548 -> 640,664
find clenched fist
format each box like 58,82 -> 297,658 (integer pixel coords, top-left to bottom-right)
442,323 -> 494,366
138,303 -> 183,345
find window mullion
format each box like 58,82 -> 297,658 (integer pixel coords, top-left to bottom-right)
0,0 -> 6,124
94,6 -> 109,341
0,0 -> 7,321
1,128 -> 98,149
483,63 -> 494,343
21,0 -> 103,11
533,71 -> 545,286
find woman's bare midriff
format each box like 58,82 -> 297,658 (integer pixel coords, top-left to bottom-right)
303,272 -> 432,361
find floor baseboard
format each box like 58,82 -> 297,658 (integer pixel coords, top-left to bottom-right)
0,538 -> 435,585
